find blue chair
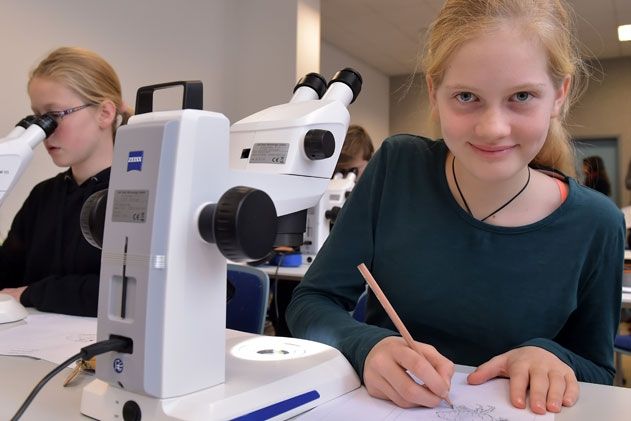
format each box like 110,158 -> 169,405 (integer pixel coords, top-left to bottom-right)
614,334 -> 631,386
352,289 -> 368,322
226,264 -> 270,334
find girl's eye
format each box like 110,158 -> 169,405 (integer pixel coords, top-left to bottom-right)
512,91 -> 532,102
455,92 -> 477,103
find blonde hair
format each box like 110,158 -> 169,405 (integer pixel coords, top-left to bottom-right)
28,46 -> 132,135
422,0 -> 588,176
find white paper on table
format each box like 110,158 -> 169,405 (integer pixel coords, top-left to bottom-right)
0,313 -> 97,364
299,372 -> 553,420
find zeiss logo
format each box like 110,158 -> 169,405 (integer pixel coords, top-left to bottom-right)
127,151 -> 144,172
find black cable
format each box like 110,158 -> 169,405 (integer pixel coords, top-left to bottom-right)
10,352 -> 82,421
11,336 -> 132,421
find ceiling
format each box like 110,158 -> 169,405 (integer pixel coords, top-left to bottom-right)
321,0 -> 631,76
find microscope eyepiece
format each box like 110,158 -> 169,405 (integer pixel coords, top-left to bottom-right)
34,114 -> 58,137
327,68 -> 362,104
293,72 -> 327,99
290,72 -> 328,103
16,115 -> 37,130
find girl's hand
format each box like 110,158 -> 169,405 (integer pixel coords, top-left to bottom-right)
467,346 -> 579,414
0,286 -> 27,302
363,336 -> 454,408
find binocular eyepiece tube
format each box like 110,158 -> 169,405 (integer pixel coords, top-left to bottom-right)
290,68 -> 362,106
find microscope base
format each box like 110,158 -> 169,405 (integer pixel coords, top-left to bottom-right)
80,331 -> 360,420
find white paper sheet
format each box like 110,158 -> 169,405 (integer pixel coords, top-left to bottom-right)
299,372 -> 553,420
0,313 -> 97,364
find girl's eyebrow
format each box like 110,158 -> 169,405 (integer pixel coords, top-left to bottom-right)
510,83 -> 547,91
443,83 -> 547,92
442,84 -> 476,91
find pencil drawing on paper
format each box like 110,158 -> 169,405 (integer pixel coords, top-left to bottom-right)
434,404 -> 509,421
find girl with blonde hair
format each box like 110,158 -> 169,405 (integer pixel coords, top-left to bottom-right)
0,47 -> 131,316
288,0 -> 624,415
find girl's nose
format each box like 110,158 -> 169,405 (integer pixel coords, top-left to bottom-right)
474,107 -> 511,140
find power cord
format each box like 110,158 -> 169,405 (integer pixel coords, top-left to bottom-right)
11,336 -> 132,421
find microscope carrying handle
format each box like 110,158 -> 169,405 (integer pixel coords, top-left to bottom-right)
135,80 -> 203,115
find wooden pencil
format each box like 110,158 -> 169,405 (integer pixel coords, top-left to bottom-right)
356,262 -> 453,408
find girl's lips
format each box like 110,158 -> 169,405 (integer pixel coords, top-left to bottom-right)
469,143 -> 516,153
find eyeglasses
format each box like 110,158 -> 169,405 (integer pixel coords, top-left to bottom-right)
44,104 -> 93,122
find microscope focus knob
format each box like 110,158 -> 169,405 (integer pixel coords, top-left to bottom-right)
80,189 -> 108,249
304,129 -> 335,160
198,186 -> 278,262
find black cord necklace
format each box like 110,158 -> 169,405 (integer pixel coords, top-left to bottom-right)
452,156 -> 531,222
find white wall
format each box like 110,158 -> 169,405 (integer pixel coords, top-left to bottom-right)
321,42 -> 390,148
0,0 -> 320,237
223,0 -> 321,121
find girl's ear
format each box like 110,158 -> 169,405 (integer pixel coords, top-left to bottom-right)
97,100 -> 117,130
552,75 -> 571,118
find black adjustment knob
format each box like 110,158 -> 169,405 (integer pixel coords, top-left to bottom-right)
198,186 -> 277,262
324,206 -> 342,223
122,400 -> 142,421
304,129 -> 335,160
293,72 -> 327,99
329,68 -> 363,104
80,189 -> 108,249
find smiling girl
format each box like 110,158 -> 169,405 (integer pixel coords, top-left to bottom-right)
287,0 -> 625,415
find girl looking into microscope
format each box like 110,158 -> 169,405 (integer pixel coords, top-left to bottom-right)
0,47 -> 131,316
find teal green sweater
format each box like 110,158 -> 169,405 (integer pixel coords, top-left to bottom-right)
287,135 -> 625,385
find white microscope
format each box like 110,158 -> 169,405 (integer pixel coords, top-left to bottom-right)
0,114 -> 57,206
0,114 -> 57,323
302,171 -> 356,264
79,70 -> 363,420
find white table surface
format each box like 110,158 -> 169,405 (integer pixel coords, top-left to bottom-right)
2,304 -> 630,420
2,355 -> 631,421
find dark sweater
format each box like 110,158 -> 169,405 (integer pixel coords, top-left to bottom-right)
287,136 -> 625,385
0,168 -> 109,316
